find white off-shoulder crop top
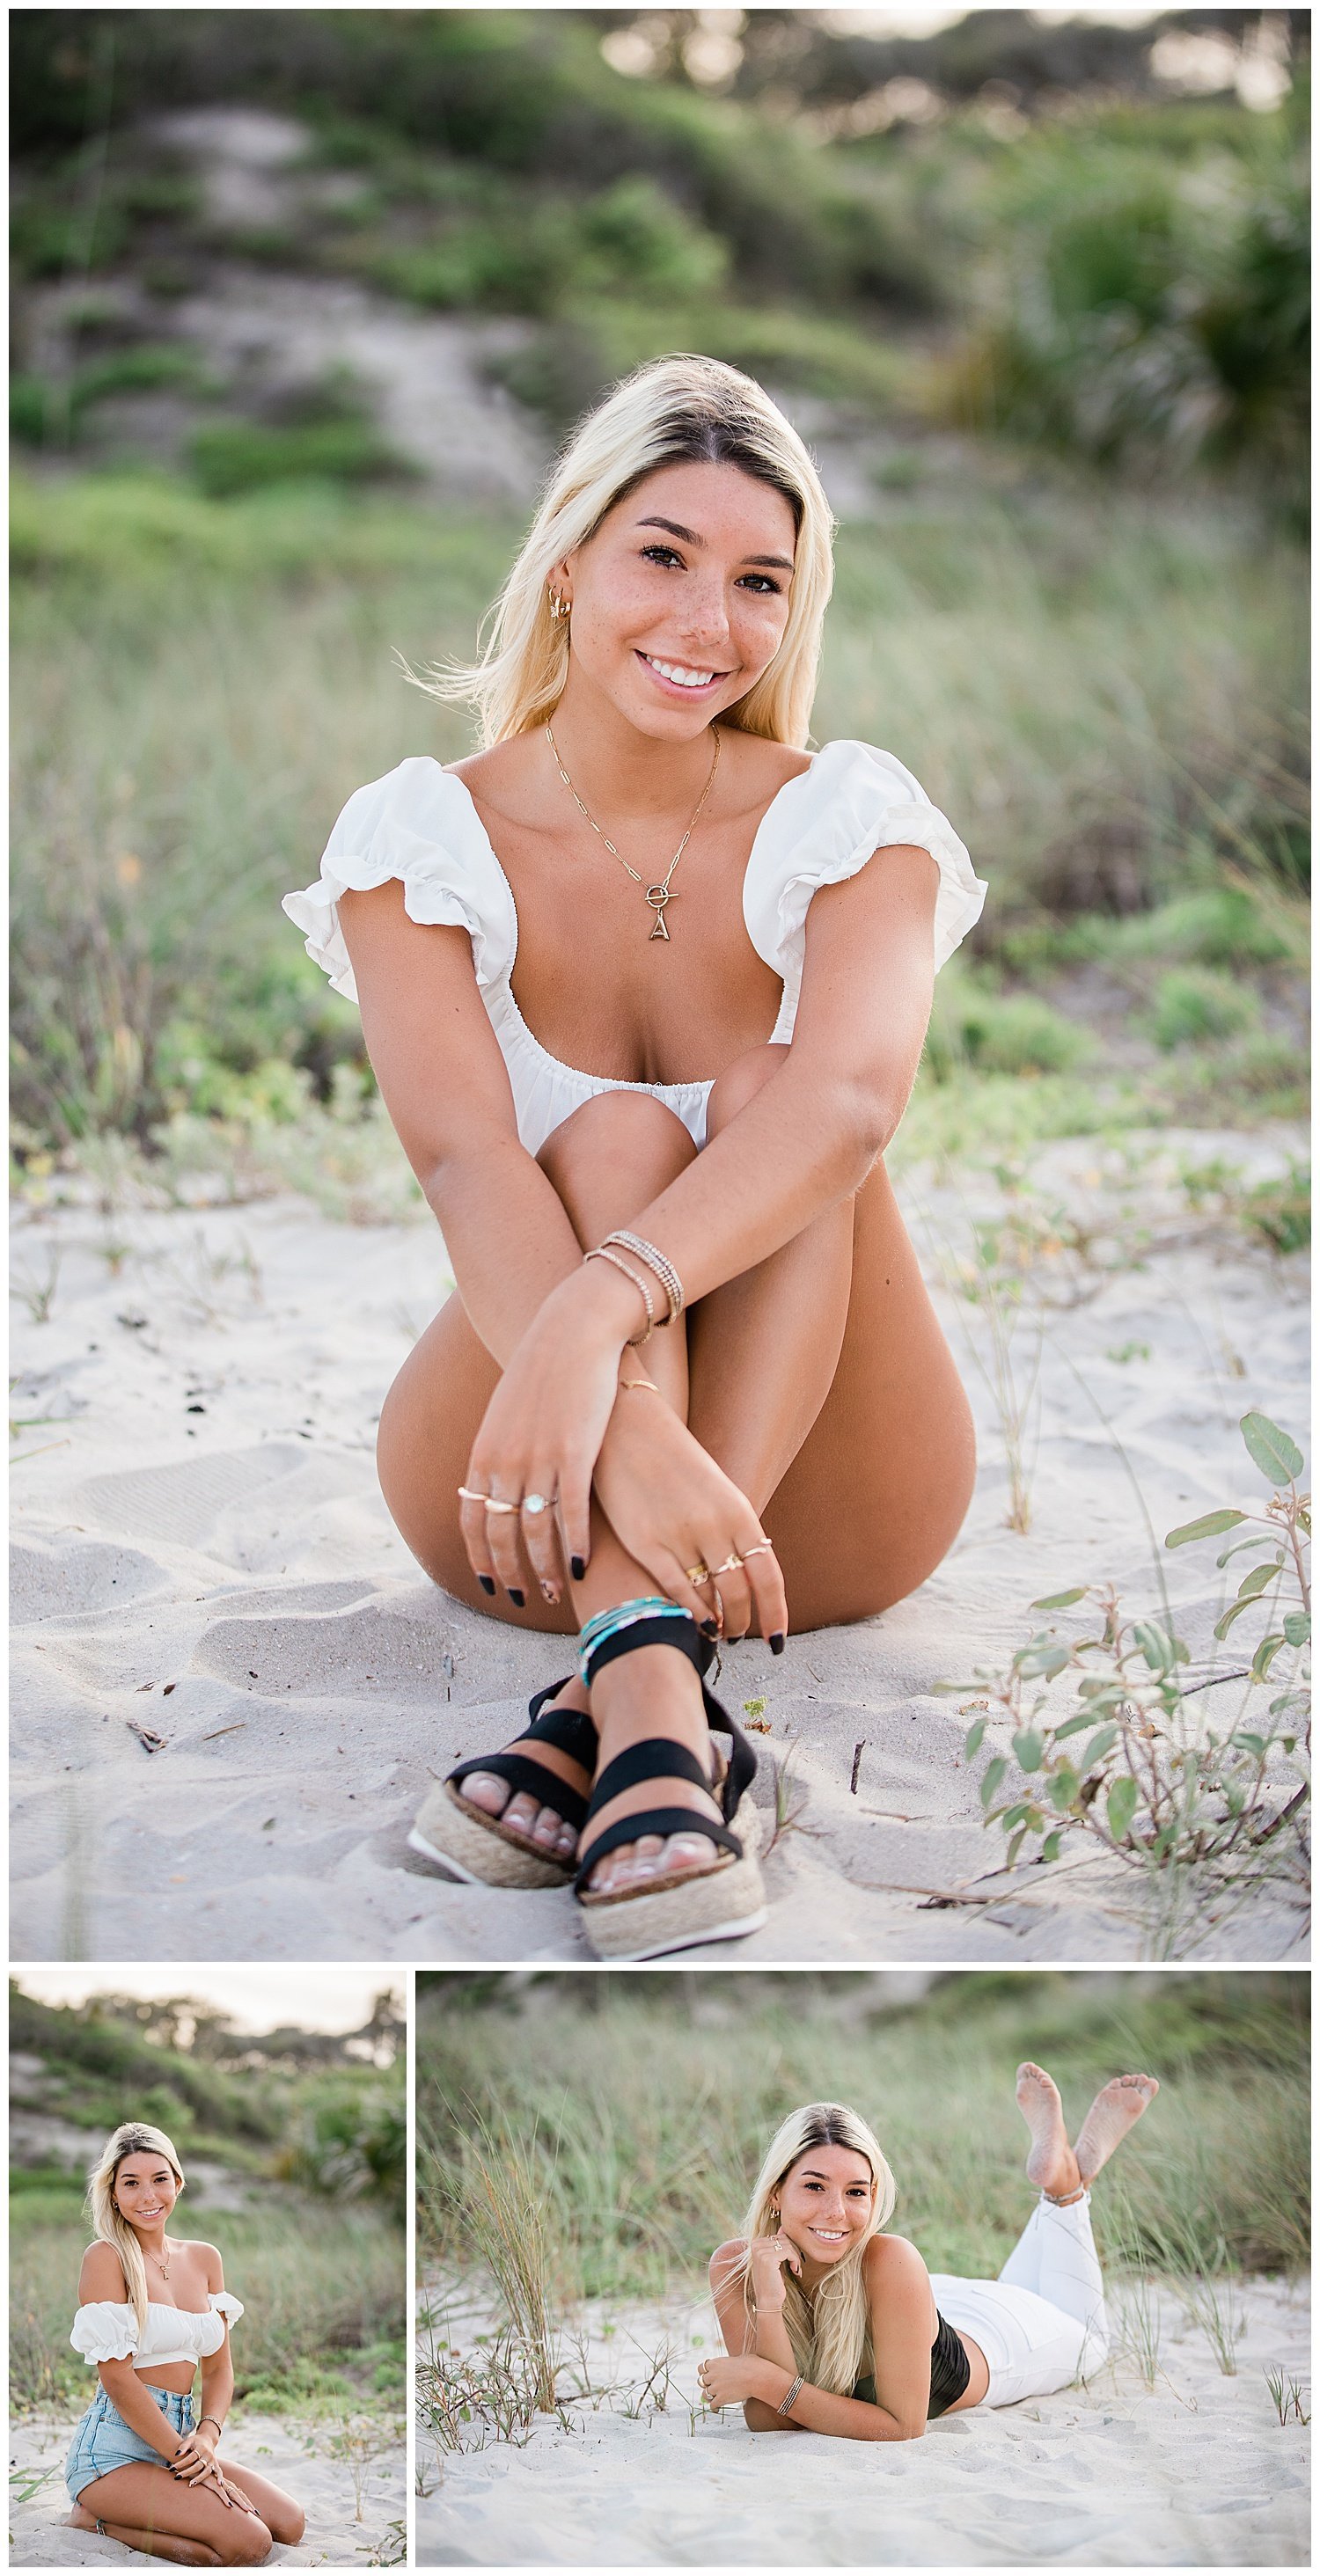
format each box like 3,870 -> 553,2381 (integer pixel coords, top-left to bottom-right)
70,2294 -> 245,2371
283,738 -> 986,1156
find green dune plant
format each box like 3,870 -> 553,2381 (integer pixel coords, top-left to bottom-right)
943,1412 -> 1309,1930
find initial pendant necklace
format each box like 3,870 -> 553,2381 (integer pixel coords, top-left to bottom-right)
545,719 -> 721,941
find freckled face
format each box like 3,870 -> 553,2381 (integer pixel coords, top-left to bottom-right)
113,2155 -> 179,2231
557,458 -> 797,739
775,2142 -> 875,2266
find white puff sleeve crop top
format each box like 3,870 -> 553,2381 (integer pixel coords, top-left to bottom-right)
283,737 -> 986,1156
70,2293 -> 245,2371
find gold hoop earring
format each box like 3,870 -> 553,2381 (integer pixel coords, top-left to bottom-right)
548,589 -> 570,622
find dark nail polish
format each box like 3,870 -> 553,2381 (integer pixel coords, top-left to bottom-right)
477,1575 -> 496,1596
700,1617 -> 719,1637
769,1632 -> 786,1656
570,1555 -> 586,1581
508,1587 -> 525,1607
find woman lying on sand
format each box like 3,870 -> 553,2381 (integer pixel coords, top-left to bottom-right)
285,352 -> 986,1964
63,2123 -> 304,2565
701,2067 -> 1158,2437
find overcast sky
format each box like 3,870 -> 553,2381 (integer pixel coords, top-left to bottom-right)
12,1966 -> 404,2033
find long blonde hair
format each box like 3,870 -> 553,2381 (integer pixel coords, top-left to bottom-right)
733,2103 -> 896,2396
419,353 -> 836,749
86,2122 -> 186,2331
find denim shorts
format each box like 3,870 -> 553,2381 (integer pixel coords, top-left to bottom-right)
65,2385 -> 194,2503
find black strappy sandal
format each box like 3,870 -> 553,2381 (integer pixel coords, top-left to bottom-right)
574,1613 -> 767,1961
408,1682 -> 598,1887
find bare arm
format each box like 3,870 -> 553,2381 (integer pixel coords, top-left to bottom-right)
571,841 -> 942,1327
709,2241 -> 804,2433
703,2236 -> 934,2443
78,2244 -> 187,2463
337,881 -> 787,1621
196,2244 -> 234,2442
338,883 -> 590,1367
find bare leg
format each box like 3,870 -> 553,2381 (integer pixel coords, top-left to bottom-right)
381,1093 -> 726,1889
71,2464 -> 273,2565
1015,2062 -> 1082,2200
65,2504 -> 219,2566
1074,2074 -> 1160,2185
378,1056 -> 976,1892
215,2461 -> 305,2547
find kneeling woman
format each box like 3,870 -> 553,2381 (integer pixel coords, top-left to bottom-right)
704,2067 -> 1158,2437
64,2124 -> 305,2565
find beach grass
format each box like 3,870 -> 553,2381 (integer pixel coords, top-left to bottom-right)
9,2177 -> 405,2417
11,465 -> 1307,1173
416,1971 -> 1309,2308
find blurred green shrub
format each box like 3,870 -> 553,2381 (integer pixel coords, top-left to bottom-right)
574,178 -> 729,297
189,418 -> 412,499
927,973 -> 1092,1079
276,2084 -> 407,2222
1149,966 -> 1261,1050
952,149 -> 1308,517
11,347 -> 215,451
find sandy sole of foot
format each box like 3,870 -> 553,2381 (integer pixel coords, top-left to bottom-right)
11,1127 -> 1309,1964
8,2409 -> 405,2567
414,2276 -> 1310,2567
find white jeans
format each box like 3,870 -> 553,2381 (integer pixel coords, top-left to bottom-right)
929,2192 -> 1109,2408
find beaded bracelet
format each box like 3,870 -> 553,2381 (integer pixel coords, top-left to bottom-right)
583,1244 -> 656,1345
601,1228 -> 685,1326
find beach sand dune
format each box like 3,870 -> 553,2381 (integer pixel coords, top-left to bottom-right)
11,1129 -> 1308,1963
9,2409 -> 404,2567
415,2277 -> 1310,2567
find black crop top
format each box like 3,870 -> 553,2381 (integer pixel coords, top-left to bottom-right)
853,2309 -> 971,2419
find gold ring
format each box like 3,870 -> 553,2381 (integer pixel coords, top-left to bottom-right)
686,1562 -> 712,1585
711,1554 -> 744,1578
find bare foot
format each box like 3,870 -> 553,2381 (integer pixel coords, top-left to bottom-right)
1016,2062 -> 1082,2199
1074,2074 -> 1159,2185
458,1679 -> 592,1862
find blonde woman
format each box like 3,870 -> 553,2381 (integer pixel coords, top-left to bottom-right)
286,352 -> 986,1963
63,2123 -> 304,2565
701,2071 -> 1158,2436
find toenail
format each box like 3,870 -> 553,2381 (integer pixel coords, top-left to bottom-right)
571,1555 -> 586,1581
477,1574 -> 496,1596
769,1631 -> 785,1655
508,1588 -> 525,1607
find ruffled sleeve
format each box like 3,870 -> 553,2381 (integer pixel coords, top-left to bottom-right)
743,739 -> 986,1012
70,2302 -> 139,2365
282,756 -> 517,1005
208,2292 -> 244,2329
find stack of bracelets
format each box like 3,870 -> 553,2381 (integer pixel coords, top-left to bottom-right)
583,1229 -> 685,1345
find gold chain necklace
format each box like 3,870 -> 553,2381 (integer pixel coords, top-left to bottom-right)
146,2242 -> 172,2280
544,719 -> 721,942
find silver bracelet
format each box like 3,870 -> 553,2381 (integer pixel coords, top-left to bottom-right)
777,2372 -> 805,2416
600,1229 -> 685,1326
583,1245 -> 655,1345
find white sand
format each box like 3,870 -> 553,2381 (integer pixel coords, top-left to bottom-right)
11,1126 -> 1308,1963
9,2409 -> 405,2568
414,2277 -> 1310,2567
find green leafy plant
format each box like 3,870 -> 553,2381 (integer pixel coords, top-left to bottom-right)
943,1413 -> 1309,1899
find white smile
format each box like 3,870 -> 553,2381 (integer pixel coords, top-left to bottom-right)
638,652 -> 728,691
810,2228 -> 847,2242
